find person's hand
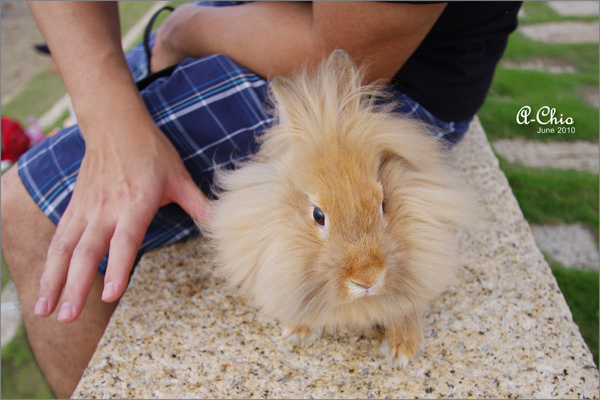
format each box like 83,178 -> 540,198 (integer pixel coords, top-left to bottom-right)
34,116 -> 210,323
28,1 -> 210,324
150,3 -> 202,73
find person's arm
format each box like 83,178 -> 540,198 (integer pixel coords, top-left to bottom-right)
28,1 -> 210,323
151,1 -> 447,83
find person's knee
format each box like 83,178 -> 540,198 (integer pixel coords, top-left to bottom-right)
1,168 -> 25,273
1,167 -> 22,247
1,167 -> 53,280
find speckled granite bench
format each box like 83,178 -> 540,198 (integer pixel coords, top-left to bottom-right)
73,117 -> 599,399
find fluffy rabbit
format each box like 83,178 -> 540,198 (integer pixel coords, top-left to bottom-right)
205,50 -> 472,367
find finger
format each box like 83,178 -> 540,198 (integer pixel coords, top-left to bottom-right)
169,174 -> 211,226
35,212 -> 87,317
57,221 -> 115,323
101,206 -> 156,303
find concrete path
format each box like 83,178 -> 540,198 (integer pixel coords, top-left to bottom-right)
531,224 -> 599,270
519,2 -> 599,43
500,58 -> 578,74
493,139 -> 599,173
548,1 -> 599,17
520,21 -> 599,44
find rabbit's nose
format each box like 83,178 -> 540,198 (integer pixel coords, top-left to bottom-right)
346,273 -> 385,298
347,269 -> 386,297
353,281 -> 372,290
351,272 -> 383,290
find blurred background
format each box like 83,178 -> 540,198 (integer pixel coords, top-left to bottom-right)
1,1 -> 598,398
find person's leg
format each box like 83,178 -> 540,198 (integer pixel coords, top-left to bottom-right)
388,91 -> 472,148
1,167 -> 118,399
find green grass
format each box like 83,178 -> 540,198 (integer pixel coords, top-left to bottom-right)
0,70 -> 67,125
548,259 -> 600,367
118,1 -> 161,41
1,324 -> 54,399
479,1 -> 599,144
479,1 -> 599,371
1,253 -> 10,289
479,31 -> 599,142
502,33 -> 600,75
480,69 -> 599,142
126,1 -> 189,50
498,156 -> 599,240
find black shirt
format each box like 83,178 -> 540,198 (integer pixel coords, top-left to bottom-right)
391,1 -> 522,122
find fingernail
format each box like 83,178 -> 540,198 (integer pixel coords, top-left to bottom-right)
34,298 -> 48,316
102,282 -> 115,301
57,302 -> 73,322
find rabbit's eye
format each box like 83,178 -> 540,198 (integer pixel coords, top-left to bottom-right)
313,207 -> 325,226
382,201 -> 385,214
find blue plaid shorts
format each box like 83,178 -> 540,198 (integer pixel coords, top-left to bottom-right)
18,24 -> 471,274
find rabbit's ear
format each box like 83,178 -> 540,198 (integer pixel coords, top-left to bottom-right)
375,118 -> 445,174
270,76 -> 293,104
326,50 -> 357,90
269,76 -> 296,127
326,50 -> 361,114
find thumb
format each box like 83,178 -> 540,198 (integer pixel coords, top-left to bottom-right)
169,174 -> 212,226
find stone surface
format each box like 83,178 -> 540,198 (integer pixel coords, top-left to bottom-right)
73,118 -> 599,399
500,58 -> 578,74
548,1 -> 599,17
531,224 -> 599,270
580,86 -> 600,108
493,138 -> 599,173
519,21 -> 600,44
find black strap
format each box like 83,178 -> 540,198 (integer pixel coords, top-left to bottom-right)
136,5 -> 180,91
143,5 -> 175,76
135,64 -> 178,91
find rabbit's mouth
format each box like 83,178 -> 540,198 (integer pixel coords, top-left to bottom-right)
345,269 -> 386,299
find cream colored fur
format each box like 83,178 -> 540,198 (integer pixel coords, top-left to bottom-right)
204,50 -> 473,367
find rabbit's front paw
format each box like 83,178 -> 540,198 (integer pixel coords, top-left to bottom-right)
379,335 -> 422,368
380,321 -> 423,368
282,324 -> 323,344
